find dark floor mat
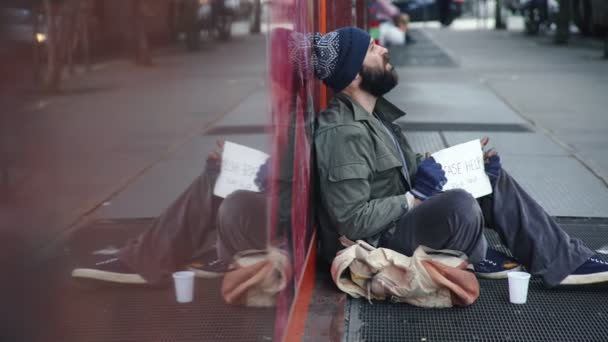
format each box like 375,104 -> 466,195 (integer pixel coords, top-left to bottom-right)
345,217 -> 608,342
388,29 -> 457,67
24,219 -> 275,342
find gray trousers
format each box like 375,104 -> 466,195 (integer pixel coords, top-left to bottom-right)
118,165 -> 267,285
379,169 -> 594,287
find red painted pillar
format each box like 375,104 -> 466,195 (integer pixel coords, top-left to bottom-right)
316,0 -> 328,111
355,0 -> 368,29
319,0 -> 357,105
325,0 -> 353,31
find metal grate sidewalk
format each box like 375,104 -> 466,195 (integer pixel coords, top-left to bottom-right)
25,219 -> 275,342
345,218 -> 608,342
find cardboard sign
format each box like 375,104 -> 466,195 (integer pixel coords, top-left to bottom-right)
213,141 -> 269,198
431,139 -> 492,199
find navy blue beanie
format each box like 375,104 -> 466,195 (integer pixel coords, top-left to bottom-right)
312,27 -> 371,93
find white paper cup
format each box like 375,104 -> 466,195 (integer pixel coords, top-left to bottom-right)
508,271 -> 531,304
172,271 -> 195,303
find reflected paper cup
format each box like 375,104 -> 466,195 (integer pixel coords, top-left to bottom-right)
508,271 -> 531,304
172,271 -> 195,303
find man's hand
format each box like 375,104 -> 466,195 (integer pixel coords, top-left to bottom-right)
480,136 -> 501,183
206,139 -> 225,172
480,136 -> 490,150
480,136 -> 497,160
411,155 -> 447,201
484,150 -> 501,182
255,158 -> 270,193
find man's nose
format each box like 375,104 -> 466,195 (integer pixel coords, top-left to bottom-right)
380,47 -> 389,60
380,45 -> 389,56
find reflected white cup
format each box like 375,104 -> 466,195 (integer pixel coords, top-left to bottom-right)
508,271 -> 531,304
172,271 -> 195,303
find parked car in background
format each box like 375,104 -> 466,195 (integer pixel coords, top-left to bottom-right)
519,0 -> 559,35
0,7 -> 46,47
590,0 -> 608,33
507,0 -> 607,37
0,6 -> 47,62
392,0 -> 464,27
0,5 -> 48,91
169,0 -> 261,50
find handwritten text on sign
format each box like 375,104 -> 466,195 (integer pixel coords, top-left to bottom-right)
213,141 -> 269,198
431,139 -> 492,199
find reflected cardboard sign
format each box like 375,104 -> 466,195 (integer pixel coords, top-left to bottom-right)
214,141 -> 269,198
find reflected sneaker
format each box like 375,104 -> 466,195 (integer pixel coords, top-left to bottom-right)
560,255 -> 608,285
188,250 -> 233,278
71,257 -> 146,284
474,249 -> 522,279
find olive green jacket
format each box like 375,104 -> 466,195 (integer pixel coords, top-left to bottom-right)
314,93 -> 422,262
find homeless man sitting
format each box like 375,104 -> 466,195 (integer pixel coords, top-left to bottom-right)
310,26 -> 608,287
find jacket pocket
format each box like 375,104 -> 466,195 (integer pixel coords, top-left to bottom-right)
328,163 -> 370,182
373,153 -> 407,195
375,153 -> 402,172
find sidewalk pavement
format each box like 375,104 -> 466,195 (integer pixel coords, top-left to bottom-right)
388,26 -> 608,218
0,34 -> 269,254
96,25 -> 608,229
3,21 -> 607,342
3,23 -> 607,257
302,25 -> 608,342
95,27 -> 608,220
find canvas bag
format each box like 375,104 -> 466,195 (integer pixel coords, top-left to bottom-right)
221,247 -> 291,307
331,238 -> 479,308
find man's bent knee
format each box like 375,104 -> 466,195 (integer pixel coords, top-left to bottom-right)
435,190 -> 485,260
436,189 -> 479,212
217,190 -> 268,261
217,190 -> 267,235
219,190 -> 265,215
432,189 -> 483,228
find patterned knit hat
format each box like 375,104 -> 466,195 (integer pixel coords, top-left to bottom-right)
312,27 -> 371,92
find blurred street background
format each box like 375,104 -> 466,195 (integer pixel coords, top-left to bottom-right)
1,0 -> 607,341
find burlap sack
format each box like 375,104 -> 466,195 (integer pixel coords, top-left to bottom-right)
331,238 -> 479,308
221,248 -> 291,307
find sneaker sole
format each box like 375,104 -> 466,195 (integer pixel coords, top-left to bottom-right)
187,250 -> 269,278
559,270 -> 608,285
187,267 -> 226,279
72,269 -> 147,284
475,265 -> 523,279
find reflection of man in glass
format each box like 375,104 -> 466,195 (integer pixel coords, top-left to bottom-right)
71,28 -> 299,288
72,138 -> 270,285
312,26 -> 608,287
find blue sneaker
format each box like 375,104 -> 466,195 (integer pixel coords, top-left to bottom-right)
560,255 -> 608,285
71,256 -> 147,284
474,249 -> 522,279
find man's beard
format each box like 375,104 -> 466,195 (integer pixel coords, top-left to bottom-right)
359,64 -> 399,97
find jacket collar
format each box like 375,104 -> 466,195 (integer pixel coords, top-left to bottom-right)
335,93 -> 406,122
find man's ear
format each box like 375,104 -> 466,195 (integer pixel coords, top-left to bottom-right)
344,72 -> 362,92
352,73 -> 362,85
